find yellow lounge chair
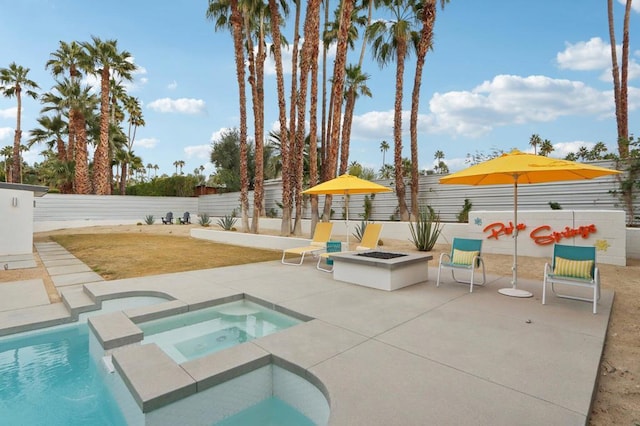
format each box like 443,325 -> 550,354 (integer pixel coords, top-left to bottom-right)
317,223 -> 383,272
281,222 -> 334,265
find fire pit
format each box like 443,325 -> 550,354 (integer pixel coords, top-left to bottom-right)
356,251 -> 407,260
330,251 -> 433,291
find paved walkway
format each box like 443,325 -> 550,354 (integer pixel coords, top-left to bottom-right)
0,245 -> 612,425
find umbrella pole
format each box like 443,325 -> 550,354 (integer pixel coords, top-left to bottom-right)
498,178 -> 533,298
345,194 -> 350,249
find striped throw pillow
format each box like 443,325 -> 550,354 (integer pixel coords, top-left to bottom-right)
553,257 -> 593,279
451,249 -> 479,266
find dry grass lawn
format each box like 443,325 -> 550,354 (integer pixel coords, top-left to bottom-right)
50,233 -> 281,280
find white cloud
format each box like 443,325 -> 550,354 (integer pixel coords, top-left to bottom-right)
428,74 -> 614,137
167,80 -> 178,90
618,0 -> 640,13
148,98 -> 206,114
0,127 -> 13,140
136,137 -> 158,148
210,127 -> 234,142
557,37 -> 613,71
0,107 -> 16,120
184,144 -> 211,160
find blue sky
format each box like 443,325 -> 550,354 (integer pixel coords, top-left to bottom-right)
1,0 -> 639,178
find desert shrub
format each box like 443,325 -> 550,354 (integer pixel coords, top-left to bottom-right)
217,214 -> 237,230
409,205 -> 442,251
456,199 -> 473,223
144,215 -> 155,225
199,213 -> 212,227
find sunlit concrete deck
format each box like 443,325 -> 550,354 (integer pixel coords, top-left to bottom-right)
0,243 -> 612,425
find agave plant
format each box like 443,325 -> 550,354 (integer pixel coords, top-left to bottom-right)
408,205 -> 442,251
144,214 -> 155,225
352,220 -> 369,242
198,213 -> 212,227
217,214 -> 237,231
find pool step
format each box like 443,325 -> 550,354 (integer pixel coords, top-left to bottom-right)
60,286 -> 100,319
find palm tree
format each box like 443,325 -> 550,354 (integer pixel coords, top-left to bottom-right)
380,140 -> 390,166
409,0 -> 446,217
173,160 -> 179,175
0,62 -> 40,183
608,0 -> 632,158
207,0 -> 250,231
153,164 -> 159,177
340,64 -> 371,174
82,36 -> 136,195
28,114 -> 72,192
367,0 -> 418,220
40,79 -> 98,194
1,145 -> 13,181
178,160 -> 185,174
529,133 -> 542,155
289,0 -> 322,235
539,139 -> 554,157
266,0 -> 293,234
46,40 -> 85,164
119,95 -> 145,194
323,0 -> 357,221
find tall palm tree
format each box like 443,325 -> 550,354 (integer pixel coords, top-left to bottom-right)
290,0 -> 322,235
323,0 -> 357,221
119,95 -> 145,194
82,36 -> 136,195
409,0 -> 445,217
207,0 -> 250,231
529,133 -> 542,155
380,140 -> 390,166
28,114 -> 72,192
339,64 -> 371,175
0,62 -> 40,183
608,0 -> 632,158
46,40 -> 85,164
367,0 -> 418,220
266,0 -> 294,234
539,139 -> 554,157
40,79 -> 98,194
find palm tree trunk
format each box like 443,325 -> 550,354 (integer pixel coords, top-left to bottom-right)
324,0 -> 355,221
11,88 -> 22,183
94,67 -> 111,194
74,112 -> 91,194
410,0 -> 436,218
394,41 -> 409,221
229,0 -> 250,232
620,0 -> 631,152
339,92 -> 356,175
268,0 -> 292,235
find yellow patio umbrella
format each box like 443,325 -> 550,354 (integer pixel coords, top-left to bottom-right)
302,174 -> 392,247
439,149 -> 621,297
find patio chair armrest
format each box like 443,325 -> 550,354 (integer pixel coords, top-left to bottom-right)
438,252 -> 451,264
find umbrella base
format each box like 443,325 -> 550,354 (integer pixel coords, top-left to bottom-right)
498,288 -> 533,298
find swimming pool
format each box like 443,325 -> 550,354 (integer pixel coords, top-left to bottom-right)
138,299 -> 303,363
0,323 -> 126,425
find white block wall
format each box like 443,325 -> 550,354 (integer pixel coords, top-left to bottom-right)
0,189 -> 34,256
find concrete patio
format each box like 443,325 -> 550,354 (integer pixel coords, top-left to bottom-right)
0,242 -> 612,425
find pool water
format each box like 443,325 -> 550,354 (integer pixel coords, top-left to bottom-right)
138,300 -> 303,363
215,397 -> 315,426
0,324 -> 126,425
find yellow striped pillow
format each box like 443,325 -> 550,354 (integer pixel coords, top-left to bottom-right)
553,257 -> 593,279
452,249 -> 479,266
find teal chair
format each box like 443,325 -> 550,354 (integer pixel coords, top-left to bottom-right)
436,238 -> 486,292
543,244 -> 600,314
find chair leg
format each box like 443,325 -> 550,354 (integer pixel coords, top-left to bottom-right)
593,286 -> 597,314
436,265 -> 442,287
542,276 -> 547,305
469,268 -> 474,293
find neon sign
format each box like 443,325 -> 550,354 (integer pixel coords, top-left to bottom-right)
483,222 -> 597,245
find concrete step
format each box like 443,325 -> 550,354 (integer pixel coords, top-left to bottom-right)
60,285 -> 100,318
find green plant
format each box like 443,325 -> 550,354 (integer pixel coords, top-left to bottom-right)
362,194 -> 373,220
352,220 -> 369,242
408,205 -> 442,251
456,199 -> 473,223
266,208 -> 278,218
144,215 -> 155,225
198,213 -> 212,227
548,202 -> 562,210
217,214 -> 238,230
